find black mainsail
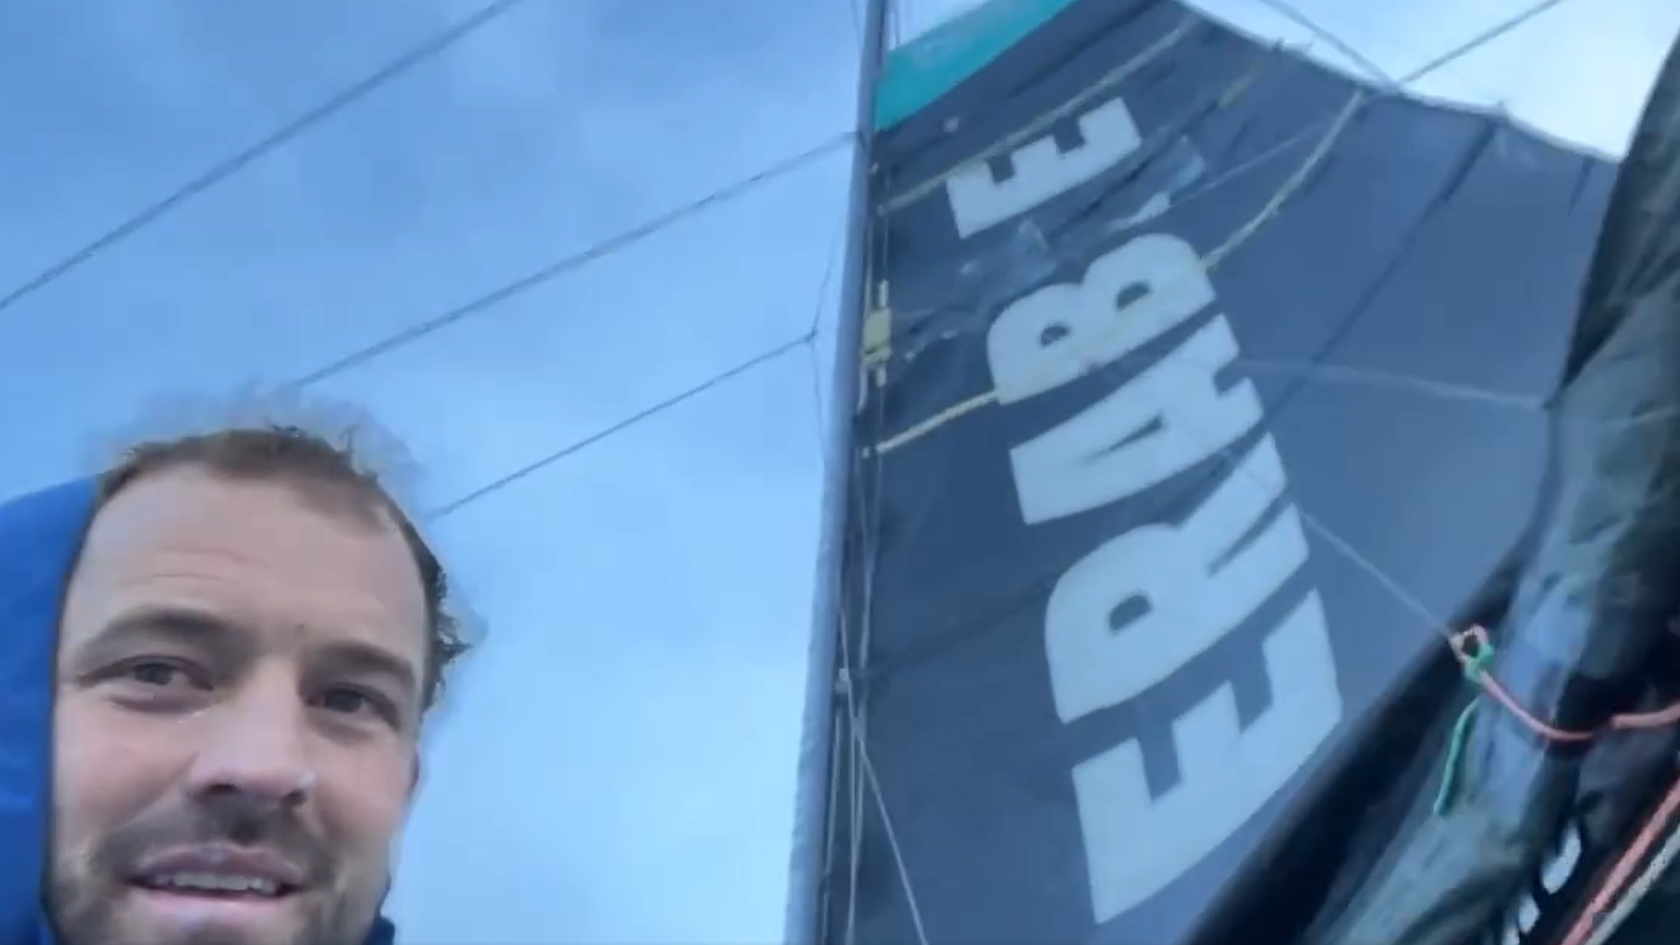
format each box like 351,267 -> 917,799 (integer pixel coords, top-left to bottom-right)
796,1 -> 1680,943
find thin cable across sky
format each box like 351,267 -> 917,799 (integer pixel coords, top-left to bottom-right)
2,0 -> 1593,523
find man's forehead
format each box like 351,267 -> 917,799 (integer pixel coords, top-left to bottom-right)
65,466 -> 428,660
88,465 -> 401,547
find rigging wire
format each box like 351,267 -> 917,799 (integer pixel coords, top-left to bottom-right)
3,4 -> 858,529
1405,0 -> 1575,91
290,133 -> 851,389
821,102 -> 932,938
1250,0 -> 1560,104
835,369 -> 931,945
806,223 -> 850,457
1297,5 -> 1509,103
1248,0 -> 1394,84
428,330 -> 813,520
0,0 -> 534,316
426,137 -> 853,520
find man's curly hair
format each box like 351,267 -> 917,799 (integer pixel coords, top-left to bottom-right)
96,423 -> 469,711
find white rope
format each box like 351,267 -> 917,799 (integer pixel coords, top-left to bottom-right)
839,439 -> 932,945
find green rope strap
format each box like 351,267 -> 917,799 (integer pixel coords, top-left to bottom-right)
1433,639 -> 1498,816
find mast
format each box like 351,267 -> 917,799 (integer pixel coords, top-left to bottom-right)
784,1 -> 891,943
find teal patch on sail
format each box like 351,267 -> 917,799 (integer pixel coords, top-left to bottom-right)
873,0 -> 1081,130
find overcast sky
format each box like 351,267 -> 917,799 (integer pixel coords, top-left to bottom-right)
1,1 -> 1675,943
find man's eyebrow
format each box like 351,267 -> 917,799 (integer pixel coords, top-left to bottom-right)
69,607 -> 421,702
70,606 -> 251,668
311,640 -> 419,702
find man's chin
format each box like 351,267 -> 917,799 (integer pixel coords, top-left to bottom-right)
115,882 -> 317,945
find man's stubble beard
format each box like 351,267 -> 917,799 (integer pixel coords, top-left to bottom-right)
46,866 -> 348,945
47,793 -> 379,945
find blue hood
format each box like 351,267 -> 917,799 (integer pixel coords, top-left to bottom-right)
0,480 -> 398,945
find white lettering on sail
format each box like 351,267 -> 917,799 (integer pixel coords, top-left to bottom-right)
1009,316 -> 1262,525
966,88 -> 1346,930
987,234 -> 1214,407
1498,821 -> 1582,944
1069,592 -> 1341,922
1044,436 -> 1306,722
1541,823 -> 1583,893
947,97 -> 1152,238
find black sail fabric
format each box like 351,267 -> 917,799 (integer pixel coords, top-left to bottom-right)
819,1 -> 1638,944
1202,25 -> 1680,945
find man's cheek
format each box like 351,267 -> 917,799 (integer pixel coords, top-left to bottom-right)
53,709 -> 115,861
55,698 -> 184,834
321,756 -> 412,876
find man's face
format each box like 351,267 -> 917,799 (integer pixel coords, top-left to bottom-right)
49,468 -> 427,945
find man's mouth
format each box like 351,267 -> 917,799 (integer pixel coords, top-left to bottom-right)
125,845 -> 311,907
132,872 -> 299,899
125,871 -> 303,934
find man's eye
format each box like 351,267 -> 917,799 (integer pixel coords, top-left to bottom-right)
314,687 -> 401,730
318,688 -> 377,716
125,661 -> 193,688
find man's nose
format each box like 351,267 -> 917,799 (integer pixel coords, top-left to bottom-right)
182,674 -> 315,808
